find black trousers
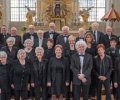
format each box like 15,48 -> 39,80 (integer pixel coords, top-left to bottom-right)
116,84 -> 120,100
14,90 -> 28,100
73,84 -> 90,100
34,85 -> 48,100
97,79 -> 111,100
1,92 -> 10,100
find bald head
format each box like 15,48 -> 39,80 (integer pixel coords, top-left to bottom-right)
91,22 -> 99,31
62,26 -> 70,35
49,22 -> 56,31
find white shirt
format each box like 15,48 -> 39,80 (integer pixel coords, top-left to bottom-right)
39,38 -> 43,47
79,53 -> 84,74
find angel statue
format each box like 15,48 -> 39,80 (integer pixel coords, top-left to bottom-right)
79,7 -> 94,29
25,6 -> 36,25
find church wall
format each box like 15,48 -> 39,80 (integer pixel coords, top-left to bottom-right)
0,0 -> 120,36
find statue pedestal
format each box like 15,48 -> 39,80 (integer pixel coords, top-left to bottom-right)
51,17 -> 65,31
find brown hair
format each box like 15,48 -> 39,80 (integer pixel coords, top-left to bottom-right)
97,44 -> 105,50
85,31 -> 94,43
47,38 -> 54,44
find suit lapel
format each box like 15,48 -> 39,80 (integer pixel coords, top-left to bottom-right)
97,31 -> 100,43
83,53 -> 87,69
76,53 -> 81,70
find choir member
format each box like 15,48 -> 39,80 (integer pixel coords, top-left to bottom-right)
31,47 -> 48,100
76,28 -> 86,42
23,25 -> 38,43
91,22 -> 105,45
114,54 -> 120,100
0,51 -> 11,100
44,38 -> 55,60
23,39 -> 35,62
34,30 -> 47,49
10,49 -> 31,100
10,27 -> 23,49
84,31 -> 97,99
43,22 -> 59,46
71,40 -> 93,100
104,26 -> 118,49
1,37 -> 18,62
47,45 -> 69,100
56,26 -> 70,57
0,25 -> 10,46
106,37 -> 119,98
94,44 -> 112,100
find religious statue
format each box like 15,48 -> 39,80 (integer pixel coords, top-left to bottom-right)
79,7 -> 94,29
25,6 -> 36,25
54,4 -> 61,17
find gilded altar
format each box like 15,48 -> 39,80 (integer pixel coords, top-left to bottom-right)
36,0 -> 79,30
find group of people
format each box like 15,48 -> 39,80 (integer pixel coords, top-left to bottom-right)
0,22 -> 120,100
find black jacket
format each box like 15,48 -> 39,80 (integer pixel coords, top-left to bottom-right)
71,53 -> 93,85
0,62 -> 11,93
31,58 -> 48,86
93,55 -> 112,80
43,31 -> 59,46
34,38 -> 47,49
1,46 -> 18,62
10,60 -> 31,90
23,32 -> 38,43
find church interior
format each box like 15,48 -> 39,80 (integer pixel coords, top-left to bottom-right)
0,0 -> 120,35
0,0 -> 120,100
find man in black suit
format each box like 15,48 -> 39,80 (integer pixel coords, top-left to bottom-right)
91,22 -> 105,45
43,22 -> 59,46
0,25 -> 10,46
23,25 -> 38,43
104,26 -> 118,49
10,27 -> 23,49
76,28 -> 86,42
34,30 -> 47,49
56,26 -> 70,56
71,40 -> 93,100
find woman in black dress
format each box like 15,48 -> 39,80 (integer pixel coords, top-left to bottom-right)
23,39 -> 35,62
10,49 -> 31,100
47,45 -> 70,100
0,51 -> 11,100
44,38 -> 55,60
31,47 -> 48,100
1,37 -> 18,62
84,31 -> 97,99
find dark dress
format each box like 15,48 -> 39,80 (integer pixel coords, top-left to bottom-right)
44,48 -> 55,60
25,48 -> 36,63
47,57 -> 69,95
31,58 -> 48,100
10,60 -> 31,100
0,62 -> 11,100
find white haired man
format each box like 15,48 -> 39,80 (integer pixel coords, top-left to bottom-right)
71,40 -> 93,100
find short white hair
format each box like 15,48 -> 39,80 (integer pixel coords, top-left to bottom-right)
6,37 -> 15,44
24,39 -> 33,47
17,49 -> 26,59
35,47 -> 44,54
62,26 -> 70,31
0,51 -> 7,58
75,40 -> 87,50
